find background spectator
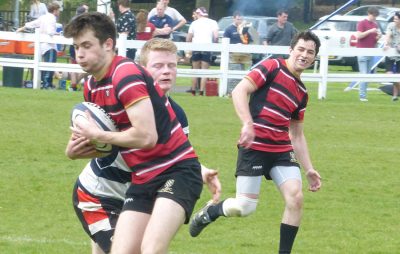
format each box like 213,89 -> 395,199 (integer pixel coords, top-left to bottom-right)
149,2 -> 174,39
383,12 -> 400,101
17,2 -> 61,89
116,0 -> 136,60
136,9 -> 155,41
29,0 -> 47,20
356,6 -> 381,102
186,7 -> 219,96
148,0 -> 186,32
263,9 -> 298,58
223,11 -> 253,69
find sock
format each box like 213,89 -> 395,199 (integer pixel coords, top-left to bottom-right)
206,201 -> 225,221
279,223 -> 299,254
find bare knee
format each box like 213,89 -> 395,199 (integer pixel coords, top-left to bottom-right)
285,192 -> 304,212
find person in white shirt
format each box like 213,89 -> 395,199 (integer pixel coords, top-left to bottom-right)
17,2 -> 61,89
186,7 -> 219,95
29,0 -> 48,20
148,0 -> 186,32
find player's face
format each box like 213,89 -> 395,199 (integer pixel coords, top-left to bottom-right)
145,50 -> 177,93
287,38 -> 316,74
73,29 -> 114,79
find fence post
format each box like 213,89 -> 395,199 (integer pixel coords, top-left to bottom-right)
219,37 -> 230,97
318,40 -> 329,99
117,33 -> 127,57
32,28 -> 41,89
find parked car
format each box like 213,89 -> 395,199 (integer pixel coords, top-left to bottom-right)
214,15 -> 278,65
344,5 -> 400,23
311,15 -> 387,71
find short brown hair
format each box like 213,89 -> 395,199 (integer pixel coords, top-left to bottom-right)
367,6 -> 379,17
139,38 -> 177,66
64,12 -> 117,49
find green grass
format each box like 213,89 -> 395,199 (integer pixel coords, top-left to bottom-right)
0,82 -> 399,253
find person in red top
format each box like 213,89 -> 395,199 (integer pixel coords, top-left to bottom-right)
136,9 -> 155,40
63,12 -> 203,254
189,31 -> 322,254
356,6 -> 381,101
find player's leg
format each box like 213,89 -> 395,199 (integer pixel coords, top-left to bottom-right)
110,210 -> 150,254
199,53 -> 211,95
141,198 -> 186,254
270,165 -> 303,254
190,147 -> 264,237
72,182 -> 122,254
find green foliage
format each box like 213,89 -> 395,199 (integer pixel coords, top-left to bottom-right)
0,83 -> 399,253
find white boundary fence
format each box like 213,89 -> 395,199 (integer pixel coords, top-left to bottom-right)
1,30 -> 400,99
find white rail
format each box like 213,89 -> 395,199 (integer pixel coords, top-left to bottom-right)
1,30 -> 400,99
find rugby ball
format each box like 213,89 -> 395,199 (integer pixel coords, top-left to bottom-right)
71,102 -> 118,153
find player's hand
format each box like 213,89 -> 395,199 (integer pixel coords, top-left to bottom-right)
70,110 -> 102,142
238,123 -> 255,148
65,135 -> 97,159
201,166 -> 222,203
305,169 -> 322,192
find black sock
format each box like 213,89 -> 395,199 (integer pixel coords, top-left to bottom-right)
206,200 -> 225,221
279,223 -> 299,254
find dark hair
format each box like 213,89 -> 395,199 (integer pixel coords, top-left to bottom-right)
64,12 -> 116,49
47,2 -> 60,13
395,11 -> 400,19
233,11 -> 241,18
118,0 -> 130,8
367,7 -> 379,17
277,9 -> 288,16
290,31 -> 321,56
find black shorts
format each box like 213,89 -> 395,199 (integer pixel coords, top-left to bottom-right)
385,57 -> 400,73
72,180 -> 123,253
191,51 -> 211,63
236,147 -> 300,180
122,158 -> 203,223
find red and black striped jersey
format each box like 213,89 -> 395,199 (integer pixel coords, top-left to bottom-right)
245,58 -> 308,153
83,56 -> 197,184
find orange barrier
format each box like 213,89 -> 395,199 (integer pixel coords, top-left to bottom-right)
0,40 -> 16,54
15,41 -> 35,55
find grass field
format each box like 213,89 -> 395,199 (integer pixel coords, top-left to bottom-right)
0,81 -> 399,253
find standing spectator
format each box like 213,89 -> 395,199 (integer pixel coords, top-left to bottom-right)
263,9 -> 298,58
356,6 -> 381,102
136,9 -> 155,41
149,2 -> 174,39
148,0 -> 186,32
116,0 -> 136,60
383,12 -> 400,101
68,3 -> 89,91
186,7 -> 219,96
189,31 -> 322,254
224,11 -> 253,69
17,2 -> 61,89
29,0 -> 47,20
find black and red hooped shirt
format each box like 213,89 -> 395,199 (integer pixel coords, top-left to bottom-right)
245,58 -> 308,153
84,56 -> 197,184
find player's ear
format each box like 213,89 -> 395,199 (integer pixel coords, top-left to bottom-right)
104,38 -> 114,52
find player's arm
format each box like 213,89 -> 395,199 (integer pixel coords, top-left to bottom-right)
289,120 -> 321,192
73,98 -> 158,149
231,77 -> 257,148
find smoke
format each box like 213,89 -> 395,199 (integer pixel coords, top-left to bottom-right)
228,0 -> 297,16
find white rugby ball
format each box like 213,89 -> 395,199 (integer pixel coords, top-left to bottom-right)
71,102 -> 118,153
